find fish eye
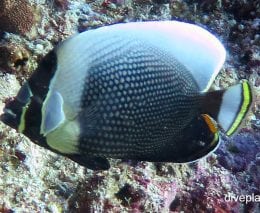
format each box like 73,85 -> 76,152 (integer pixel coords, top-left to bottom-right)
198,140 -> 206,147
16,82 -> 32,104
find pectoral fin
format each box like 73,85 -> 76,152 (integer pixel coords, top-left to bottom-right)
41,90 -> 65,136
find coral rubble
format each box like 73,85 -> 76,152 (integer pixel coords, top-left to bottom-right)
0,0 -> 259,212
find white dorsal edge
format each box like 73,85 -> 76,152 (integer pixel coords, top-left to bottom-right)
95,21 -> 227,92
56,21 -> 226,92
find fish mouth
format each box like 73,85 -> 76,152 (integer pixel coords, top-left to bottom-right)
1,107 -> 16,119
0,98 -> 23,130
1,108 -> 18,130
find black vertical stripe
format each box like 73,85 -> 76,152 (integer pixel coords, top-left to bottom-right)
201,90 -> 225,120
23,50 -> 58,147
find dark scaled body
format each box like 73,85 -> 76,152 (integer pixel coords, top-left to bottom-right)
78,43 -> 199,160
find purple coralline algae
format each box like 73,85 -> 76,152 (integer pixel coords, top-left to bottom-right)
0,0 -> 259,212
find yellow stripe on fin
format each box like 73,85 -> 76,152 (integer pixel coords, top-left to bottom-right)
201,114 -> 219,146
226,81 -> 252,136
202,114 -> 218,133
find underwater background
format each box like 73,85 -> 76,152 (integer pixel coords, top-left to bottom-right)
0,0 -> 259,212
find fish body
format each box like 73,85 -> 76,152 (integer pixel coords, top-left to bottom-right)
1,21 -> 252,170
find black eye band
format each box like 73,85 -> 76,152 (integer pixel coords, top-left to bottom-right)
16,82 -> 32,104
22,96 -> 42,137
28,50 -> 57,99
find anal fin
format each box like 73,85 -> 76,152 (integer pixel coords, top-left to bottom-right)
67,154 -> 110,170
175,114 -> 219,163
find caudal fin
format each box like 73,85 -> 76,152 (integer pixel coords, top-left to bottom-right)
203,81 -> 253,136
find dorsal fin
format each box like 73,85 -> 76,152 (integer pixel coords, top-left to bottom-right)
56,21 -> 226,92
97,21 -> 226,91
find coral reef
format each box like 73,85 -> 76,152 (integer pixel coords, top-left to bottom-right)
0,0 -> 259,212
0,42 -> 30,73
0,0 -> 37,36
53,0 -> 69,10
